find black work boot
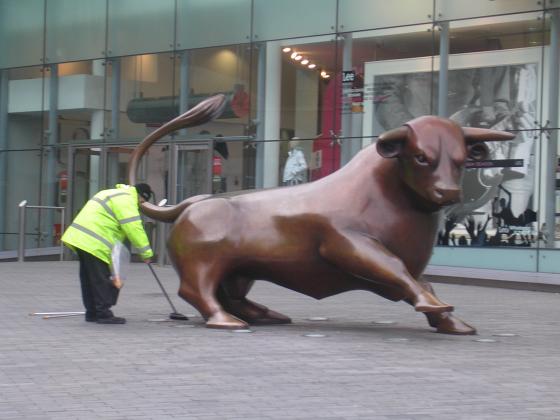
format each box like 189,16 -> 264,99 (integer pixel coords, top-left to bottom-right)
96,316 -> 126,324
85,311 -> 97,322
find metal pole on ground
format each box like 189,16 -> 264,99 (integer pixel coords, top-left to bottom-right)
18,200 -> 27,262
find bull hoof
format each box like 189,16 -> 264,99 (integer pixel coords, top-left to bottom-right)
206,312 -> 248,329
249,309 -> 292,325
414,291 -> 454,313
430,312 -> 477,335
227,299 -> 292,325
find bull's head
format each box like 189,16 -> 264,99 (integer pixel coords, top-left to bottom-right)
376,116 -> 514,210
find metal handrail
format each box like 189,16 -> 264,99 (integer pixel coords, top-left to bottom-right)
18,201 -> 66,263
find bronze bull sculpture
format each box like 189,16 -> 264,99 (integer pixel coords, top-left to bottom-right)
129,94 -> 514,334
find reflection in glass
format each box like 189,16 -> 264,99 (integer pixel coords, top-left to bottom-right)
117,53 -> 177,141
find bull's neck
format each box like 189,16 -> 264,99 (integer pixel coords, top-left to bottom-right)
333,150 -> 442,215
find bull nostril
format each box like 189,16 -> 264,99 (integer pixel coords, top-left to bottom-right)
433,188 -> 461,204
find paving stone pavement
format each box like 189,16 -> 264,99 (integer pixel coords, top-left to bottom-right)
0,261 -> 559,420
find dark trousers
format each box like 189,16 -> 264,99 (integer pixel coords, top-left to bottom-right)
77,249 -> 120,318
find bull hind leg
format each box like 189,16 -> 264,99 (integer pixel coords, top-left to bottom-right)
217,277 -> 291,325
174,259 -> 248,329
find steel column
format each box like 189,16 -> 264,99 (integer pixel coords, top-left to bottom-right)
437,21 -> 449,117
255,43 -> 266,189
545,10 -> 560,247
340,33 -> 353,166
45,64 -> 59,247
0,70 -> 8,250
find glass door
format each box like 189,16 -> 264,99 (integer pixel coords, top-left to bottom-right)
67,146 -> 101,221
174,142 -> 212,202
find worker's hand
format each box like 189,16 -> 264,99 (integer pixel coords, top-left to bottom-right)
143,258 -> 152,264
111,275 -> 123,289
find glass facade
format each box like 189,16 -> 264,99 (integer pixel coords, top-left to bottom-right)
0,0 -> 559,275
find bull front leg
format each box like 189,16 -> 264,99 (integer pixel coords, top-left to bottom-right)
319,230 -> 454,313
416,278 -> 476,335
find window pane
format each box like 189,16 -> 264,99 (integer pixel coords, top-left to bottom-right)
0,0 -> 44,69
183,45 -> 256,191
449,13 -> 547,54
436,0 -> 542,21
107,0 -> 175,57
545,0 -> 560,10
360,25 -> 438,139
117,53 -> 177,141
278,36 -> 338,182
1,149 -> 42,253
45,0 -> 106,63
6,66 -> 47,149
176,0 -> 251,49
55,60 -> 107,142
338,0 -> 433,32
252,0 -> 336,41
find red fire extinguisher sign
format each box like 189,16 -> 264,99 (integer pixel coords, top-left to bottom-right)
212,156 -> 222,176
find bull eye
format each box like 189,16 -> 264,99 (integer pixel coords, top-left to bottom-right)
467,143 -> 490,161
414,154 -> 429,165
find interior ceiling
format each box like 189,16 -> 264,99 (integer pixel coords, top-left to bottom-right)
283,18 -> 548,74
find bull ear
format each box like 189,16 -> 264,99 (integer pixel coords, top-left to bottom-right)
377,126 -> 408,158
467,142 -> 490,161
462,127 -> 515,142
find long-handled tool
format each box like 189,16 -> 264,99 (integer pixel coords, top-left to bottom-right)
147,262 -> 188,320
42,313 -> 84,319
29,311 -> 85,319
30,311 -> 84,316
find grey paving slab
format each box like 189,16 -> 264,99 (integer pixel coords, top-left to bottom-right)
0,261 -> 559,419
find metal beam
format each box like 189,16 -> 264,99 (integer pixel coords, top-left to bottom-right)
437,21 -> 449,117
0,70 -> 8,250
545,10 -> 560,247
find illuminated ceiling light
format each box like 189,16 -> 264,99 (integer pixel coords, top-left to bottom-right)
283,47 -> 292,53
308,63 -> 316,69
290,52 -> 298,59
301,59 -> 309,65
324,74 -> 330,78
294,55 -> 302,61
320,70 -> 327,76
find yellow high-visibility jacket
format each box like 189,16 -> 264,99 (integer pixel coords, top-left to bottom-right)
61,184 -> 153,265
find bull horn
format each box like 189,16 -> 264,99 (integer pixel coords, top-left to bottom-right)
128,94 -> 226,187
462,126 -> 515,142
377,126 -> 408,158
378,126 -> 409,142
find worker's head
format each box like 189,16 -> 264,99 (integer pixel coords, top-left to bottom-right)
135,183 -> 153,204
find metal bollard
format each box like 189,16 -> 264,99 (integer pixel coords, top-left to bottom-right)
18,200 -> 27,262
156,199 -> 168,267
59,208 -> 65,261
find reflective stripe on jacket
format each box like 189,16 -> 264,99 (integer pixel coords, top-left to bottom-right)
61,184 -> 153,264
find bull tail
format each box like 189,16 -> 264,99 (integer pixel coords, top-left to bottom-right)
140,194 -> 212,223
128,94 -> 226,223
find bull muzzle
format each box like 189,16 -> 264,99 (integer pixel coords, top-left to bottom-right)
433,187 -> 462,206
